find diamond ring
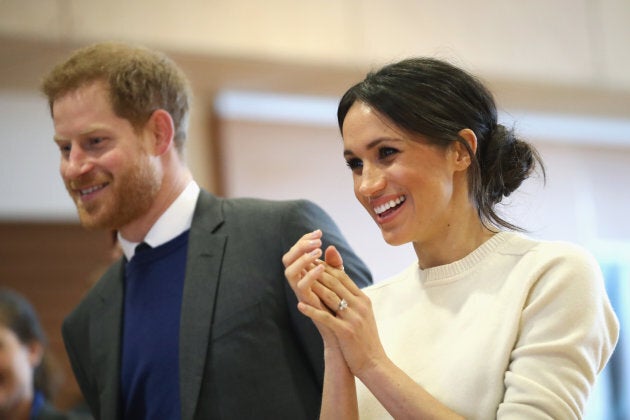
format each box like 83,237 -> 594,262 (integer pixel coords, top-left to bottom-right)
337,298 -> 348,312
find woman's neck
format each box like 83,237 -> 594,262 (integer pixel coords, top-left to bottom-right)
413,215 -> 496,269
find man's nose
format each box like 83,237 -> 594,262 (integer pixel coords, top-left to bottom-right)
63,147 -> 93,179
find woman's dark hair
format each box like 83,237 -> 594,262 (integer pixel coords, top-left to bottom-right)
338,57 -> 545,231
0,288 -> 60,399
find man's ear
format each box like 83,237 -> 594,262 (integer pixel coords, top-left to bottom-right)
147,109 -> 175,156
452,128 -> 478,170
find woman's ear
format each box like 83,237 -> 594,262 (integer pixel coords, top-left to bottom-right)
452,128 -> 478,170
27,340 -> 44,367
146,109 -> 175,156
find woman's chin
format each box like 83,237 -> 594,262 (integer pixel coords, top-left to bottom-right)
380,231 -> 409,247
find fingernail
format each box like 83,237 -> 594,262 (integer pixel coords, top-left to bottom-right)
308,229 -> 321,238
308,248 -> 322,257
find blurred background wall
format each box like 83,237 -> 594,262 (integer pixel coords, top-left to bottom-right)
1,0 -> 628,418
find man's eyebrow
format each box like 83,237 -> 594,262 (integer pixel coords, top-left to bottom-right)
53,127 -> 106,143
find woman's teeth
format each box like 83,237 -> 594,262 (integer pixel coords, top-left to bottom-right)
374,196 -> 406,215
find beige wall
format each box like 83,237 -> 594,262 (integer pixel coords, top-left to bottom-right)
2,0 -> 630,88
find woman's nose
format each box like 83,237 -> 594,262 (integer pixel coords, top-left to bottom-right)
358,164 -> 386,197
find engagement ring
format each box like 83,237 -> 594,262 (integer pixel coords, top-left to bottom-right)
338,298 -> 348,312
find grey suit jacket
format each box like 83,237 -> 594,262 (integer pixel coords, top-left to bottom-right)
62,190 -> 372,419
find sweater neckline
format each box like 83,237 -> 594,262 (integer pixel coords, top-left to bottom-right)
418,231 -> 513,284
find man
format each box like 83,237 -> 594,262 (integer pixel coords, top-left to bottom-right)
41,42 -> 371,419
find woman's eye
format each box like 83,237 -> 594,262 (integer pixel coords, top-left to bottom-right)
379,147 -> 398,159
345,158 -> 363,171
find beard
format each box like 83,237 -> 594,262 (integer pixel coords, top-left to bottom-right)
69,157 -> 161,231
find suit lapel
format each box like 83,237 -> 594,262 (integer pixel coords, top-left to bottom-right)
91,261 -> 125,419
179,191 -> 225,420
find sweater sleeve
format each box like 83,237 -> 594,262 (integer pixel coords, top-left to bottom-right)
498,243 -> 619,419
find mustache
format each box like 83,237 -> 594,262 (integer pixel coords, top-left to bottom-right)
68,175 -> 108,190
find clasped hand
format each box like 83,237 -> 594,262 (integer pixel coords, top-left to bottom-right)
282,230 -> 386,378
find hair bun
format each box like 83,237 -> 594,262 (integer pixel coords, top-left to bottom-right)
481,124 -> 540,203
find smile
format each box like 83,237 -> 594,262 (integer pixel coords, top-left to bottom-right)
374,196 -> 406,215
79,183 -> 107,196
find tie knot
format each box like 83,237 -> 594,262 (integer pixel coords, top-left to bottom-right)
135,242 -> 152,254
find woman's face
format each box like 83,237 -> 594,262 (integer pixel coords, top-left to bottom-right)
0,325 -> 37,412
342,101 -> 465,247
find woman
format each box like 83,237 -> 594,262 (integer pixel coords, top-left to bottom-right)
283,58 -> 619,419
0,288 -> 69,420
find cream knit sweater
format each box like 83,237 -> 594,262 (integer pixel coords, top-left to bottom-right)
357,232 -> 619,419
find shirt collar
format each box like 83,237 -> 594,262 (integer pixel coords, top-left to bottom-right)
119,181 -> 200,260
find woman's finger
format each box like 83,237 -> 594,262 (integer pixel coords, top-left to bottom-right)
297,301 -> 340,328
285,247 -> 321,281
282,230 -> 322,268
324,245 -> 344,271
321,263 -> 363,296
311,278 -> 346,314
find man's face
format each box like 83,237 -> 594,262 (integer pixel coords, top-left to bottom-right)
52,81 -> 161,231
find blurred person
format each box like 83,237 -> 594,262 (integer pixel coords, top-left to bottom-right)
41,42 -> 371,420
283,57 -> 619,419
0,288 -> 70,420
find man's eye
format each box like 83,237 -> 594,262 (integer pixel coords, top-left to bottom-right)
58,144 -> 71,155
345,158 -> 363,171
